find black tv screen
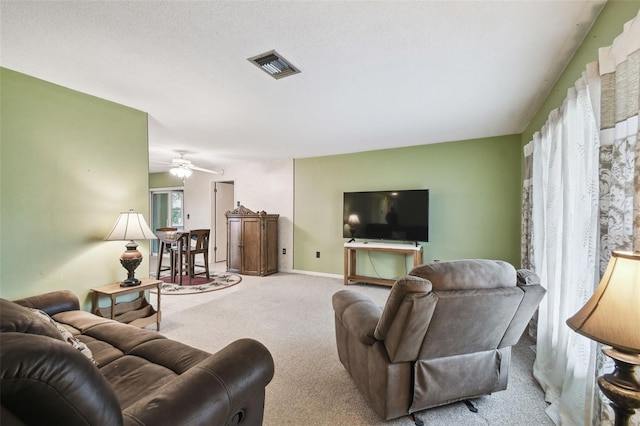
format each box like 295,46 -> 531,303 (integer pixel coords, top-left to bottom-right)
343,189 -> 429,242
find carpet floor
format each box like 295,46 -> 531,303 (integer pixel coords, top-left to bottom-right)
152,270 -> 552,426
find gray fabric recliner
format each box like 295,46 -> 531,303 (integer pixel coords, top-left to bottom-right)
332,259 -> 546,420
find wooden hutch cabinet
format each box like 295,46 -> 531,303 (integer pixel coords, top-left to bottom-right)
226,205 -> 279,276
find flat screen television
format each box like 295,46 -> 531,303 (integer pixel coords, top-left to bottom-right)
343,189 -> 429,242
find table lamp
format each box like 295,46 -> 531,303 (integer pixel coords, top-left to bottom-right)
347,214 -> 360,242
566,251 -> 640,426
105,209 -> 158,287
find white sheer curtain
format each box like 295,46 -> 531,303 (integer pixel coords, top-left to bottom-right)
528,64 -> 601,425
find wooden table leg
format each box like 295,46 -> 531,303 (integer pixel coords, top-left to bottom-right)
156,241 -> 164,279
110,295 -> 116,320
350,249 -> 357,280
414,249 -> 423,267
92,292 -> 99,315
156,283 -> 161,331
344,247 -> 349,285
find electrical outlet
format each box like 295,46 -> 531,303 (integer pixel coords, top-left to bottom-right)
316,251 -> 320,258
282,248 -> 286,255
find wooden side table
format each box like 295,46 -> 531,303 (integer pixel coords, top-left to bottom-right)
91,278 -> 162,331
344,242 -> 424,287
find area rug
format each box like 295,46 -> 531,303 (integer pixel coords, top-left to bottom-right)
152,272 -> 242,295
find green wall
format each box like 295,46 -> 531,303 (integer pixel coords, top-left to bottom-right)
522,0 -> 640,145
0,68 -> 150,307
149,172 -> 182,188
294,135 -> 522,278
293,2 -> 640,279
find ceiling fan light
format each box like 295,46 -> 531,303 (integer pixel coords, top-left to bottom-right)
170,166 -> 192,179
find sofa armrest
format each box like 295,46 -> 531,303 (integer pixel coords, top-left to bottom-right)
332,290 -> 381,346
1,332 -> 123,426
13,290 -> 80,316
122,338 -> 274,426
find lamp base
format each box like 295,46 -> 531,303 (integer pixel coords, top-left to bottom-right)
119,240 -> 143,287
598,348 -> 640,426
119,278 -> 141,287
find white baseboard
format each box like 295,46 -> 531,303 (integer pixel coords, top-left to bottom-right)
286,269 -> 343,280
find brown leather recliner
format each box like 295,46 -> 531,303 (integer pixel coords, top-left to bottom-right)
332,259 -> 546,420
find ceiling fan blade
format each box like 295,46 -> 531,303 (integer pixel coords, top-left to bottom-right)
172,158 -> 192,166
190,165 -> 224,175
150,159 -> 175,165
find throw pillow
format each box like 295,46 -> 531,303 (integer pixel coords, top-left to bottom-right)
29,308 -> 98,366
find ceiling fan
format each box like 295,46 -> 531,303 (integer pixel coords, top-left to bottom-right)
167,152 -> 223,178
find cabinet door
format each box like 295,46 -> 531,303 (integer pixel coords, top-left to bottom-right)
265,217 -> 278,275
227,217 -> 242,273
241,217 -> 261,275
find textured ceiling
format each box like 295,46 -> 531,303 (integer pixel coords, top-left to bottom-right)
1,1 -> 606,173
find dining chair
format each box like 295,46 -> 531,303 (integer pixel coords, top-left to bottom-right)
172,229 -> 210,285
154,227 -> 178,280
186,229 -> 211,283
171,232 -> 190,285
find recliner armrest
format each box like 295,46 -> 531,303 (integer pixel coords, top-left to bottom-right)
499,270 -> 546,348
13,290 -> 80,316
122,338 -> 274,426
332,290 -> 381,346
516,269 -> 541,286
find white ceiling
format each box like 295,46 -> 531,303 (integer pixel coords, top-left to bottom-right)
1,0 -> 607,173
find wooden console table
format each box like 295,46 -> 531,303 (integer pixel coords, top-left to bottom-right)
344,242 -> 424,287
91,278 -> 162,331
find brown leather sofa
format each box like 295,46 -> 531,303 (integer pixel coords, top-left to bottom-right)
1,290 -> 274,426
332,259 -> 545,420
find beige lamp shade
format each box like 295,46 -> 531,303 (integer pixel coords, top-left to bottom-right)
348,214 -> 360,226
566,251 -> 640,353
105,210 -> 157,242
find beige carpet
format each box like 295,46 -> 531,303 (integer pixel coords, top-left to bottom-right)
152,271 -> 552,426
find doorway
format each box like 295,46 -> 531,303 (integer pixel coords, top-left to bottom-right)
150,189 -> 184,255
212,182 -> 234,263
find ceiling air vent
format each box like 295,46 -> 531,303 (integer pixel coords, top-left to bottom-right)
248,50 -> 300,80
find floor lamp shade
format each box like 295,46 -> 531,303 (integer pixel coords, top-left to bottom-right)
105,210 -> 157,287
566,251 -> 640,426
566,251 -> 640,353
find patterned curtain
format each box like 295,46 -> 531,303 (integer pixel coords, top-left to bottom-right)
595,11 -> 640,426
598,11 -> 640,269
521,143 -> 536,338
521,143 -> 534,271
